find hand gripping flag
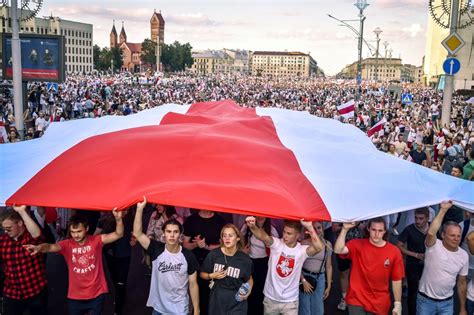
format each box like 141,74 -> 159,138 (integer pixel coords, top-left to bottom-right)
1,100 -> 473,221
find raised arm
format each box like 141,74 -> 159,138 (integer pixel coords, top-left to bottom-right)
133,197 -> 150,250
101,208 -> 124,245
13,205 -> 41,238
245,216 -> 273,247
334,222 -> 357,255
300,220 -> 324,256
426,201 -> 452,248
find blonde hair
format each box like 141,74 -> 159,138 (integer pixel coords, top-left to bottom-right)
220,223 -> 245,251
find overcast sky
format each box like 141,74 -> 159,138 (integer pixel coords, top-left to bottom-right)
39,0 -> 428,75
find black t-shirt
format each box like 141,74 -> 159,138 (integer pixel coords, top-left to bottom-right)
410,149 -> 427,165
202,248 -> 253,290
398,223 -> 426,266
183,213 -> 226,264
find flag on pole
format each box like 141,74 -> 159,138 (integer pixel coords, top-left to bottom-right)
337,99 -> 355,120
367,117 -> 387,137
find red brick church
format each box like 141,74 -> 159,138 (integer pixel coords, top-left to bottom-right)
110,10 -> 165,72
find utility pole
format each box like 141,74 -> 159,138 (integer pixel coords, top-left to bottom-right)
441,0 -> 459,128
11,0 -> 24,137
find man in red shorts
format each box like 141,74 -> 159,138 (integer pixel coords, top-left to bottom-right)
334,217 -> 405,315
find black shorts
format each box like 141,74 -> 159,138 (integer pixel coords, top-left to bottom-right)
336,254 -> 352,272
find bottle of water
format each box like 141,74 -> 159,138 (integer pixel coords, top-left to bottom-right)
235,282 -> 250,302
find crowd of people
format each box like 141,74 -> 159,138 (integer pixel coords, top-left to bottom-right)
1,72 -> 474,315
1,73 -> 473,180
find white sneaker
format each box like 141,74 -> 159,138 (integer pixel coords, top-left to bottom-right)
337,298 -> 347,311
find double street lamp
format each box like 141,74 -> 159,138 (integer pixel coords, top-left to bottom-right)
328,0 -> 369,99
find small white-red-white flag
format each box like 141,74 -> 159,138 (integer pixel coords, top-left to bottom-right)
337,99 -> 355,120
367,117 -> 387,137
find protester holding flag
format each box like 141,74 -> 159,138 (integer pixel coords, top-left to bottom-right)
246,217 -> 324,315
334,217 -> 404,315
24,210 -> 124,315
133,197 -> 200,315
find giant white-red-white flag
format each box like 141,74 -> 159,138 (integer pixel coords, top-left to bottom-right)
1,100 -> 473,222
367,117 -> 387,137
337,99 -> 355,120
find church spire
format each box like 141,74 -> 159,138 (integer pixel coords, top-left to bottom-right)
119,21 -> 127,44
110,20 -> 118,48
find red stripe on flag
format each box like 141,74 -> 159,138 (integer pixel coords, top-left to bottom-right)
7,100 -> 330,221
338,105 -> 355,115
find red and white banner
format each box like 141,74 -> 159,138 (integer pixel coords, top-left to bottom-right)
1,100 -> 473,221
337,99 -> 355,120
367,117 -> 387,137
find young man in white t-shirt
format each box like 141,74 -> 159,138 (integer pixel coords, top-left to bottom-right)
133,197 -> 200,315
417,201 -> 468,315
245,217 -> 324,315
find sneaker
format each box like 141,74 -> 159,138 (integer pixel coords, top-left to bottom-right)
337,298 -> 347,311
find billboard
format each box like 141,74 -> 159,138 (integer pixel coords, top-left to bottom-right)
1,33 -> 65,82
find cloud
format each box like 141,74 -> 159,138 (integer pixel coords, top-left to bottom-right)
165,13 -> 220,26
402,23 -> 423,37
373,0 -> 425,10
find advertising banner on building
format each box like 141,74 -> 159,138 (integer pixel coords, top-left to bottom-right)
1,34 -> 65,82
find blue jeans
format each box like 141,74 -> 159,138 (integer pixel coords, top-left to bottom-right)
416,293 -> 453,315
467,299 -> 474,315
298,272 -> 325,315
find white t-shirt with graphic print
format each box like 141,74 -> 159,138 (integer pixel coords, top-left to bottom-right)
263,237 -> 309,302
146,241 -> 199,315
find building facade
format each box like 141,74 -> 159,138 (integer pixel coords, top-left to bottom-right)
110,10 -> 165,72
189,49 -> 250,74
338,57 -> 422,83
251,51 -> 317,77
0,7 -> 93,74
423,9 -> 474,90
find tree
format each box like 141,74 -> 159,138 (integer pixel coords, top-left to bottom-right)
93,44 -> 102,70
92,45 -> 124,72
161,41 -> 194,72
110,46 -> 124,71
140,38 -> 157,67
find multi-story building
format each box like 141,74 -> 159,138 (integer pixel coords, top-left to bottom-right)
0,7 -> 93,74
423,9 -> 474,89
189,49 -> 250,74
338,57 -> 402,82
337,57 -> 423,83
251,51 -> 317,77
110,10 -> 165,72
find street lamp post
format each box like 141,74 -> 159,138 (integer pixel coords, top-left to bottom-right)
373,27 -> 382,82
111,59 -> 114,73
354,0 -> 369,98
383,41 -> 389,82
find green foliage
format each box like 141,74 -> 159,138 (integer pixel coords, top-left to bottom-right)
93,45 -> 123,72
140,38 -> 157,66
161,41 -> 194,72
